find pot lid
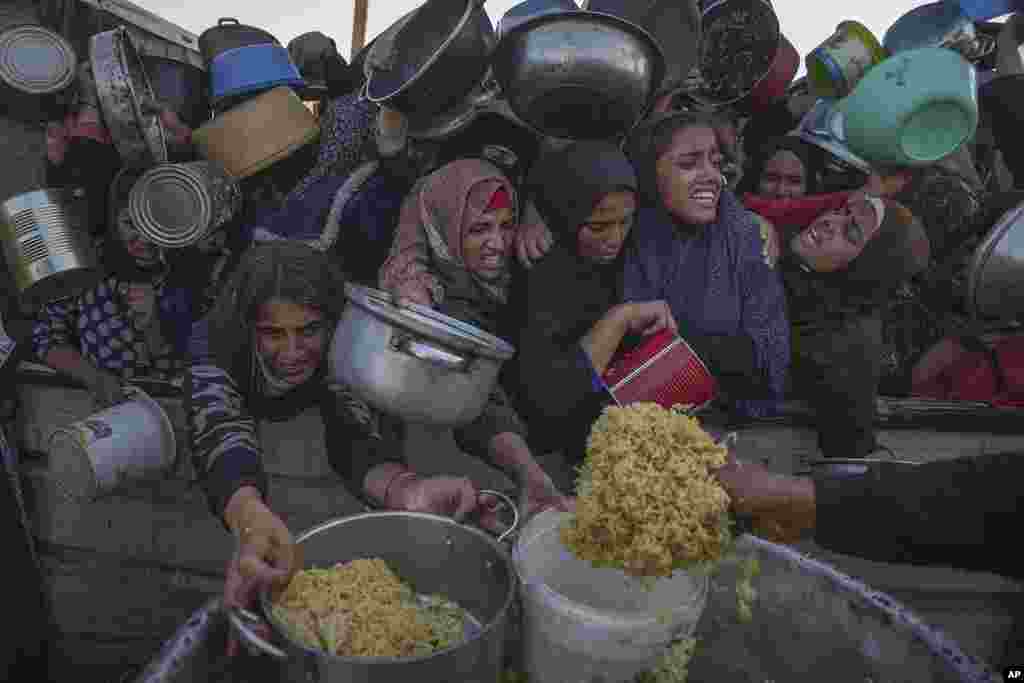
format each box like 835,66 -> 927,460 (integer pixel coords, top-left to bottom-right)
345,284 -> 515,361
967,199 -> 1024,320
0,25 -> 76,95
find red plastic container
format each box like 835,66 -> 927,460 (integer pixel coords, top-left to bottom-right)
602,330 -> 718,409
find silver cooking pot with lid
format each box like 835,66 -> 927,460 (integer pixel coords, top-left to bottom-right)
329,284 -> 516,426
967,199 -> 1024,321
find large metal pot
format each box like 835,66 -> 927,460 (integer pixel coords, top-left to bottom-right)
967,199 -> 1024,321
492,10 -> 665,140
329,284 -> 515,426
229,508 -> 518,682
365,0 -> 494,120
198,18 -> 279,64
90,26 -> 167,168
696,0 -> 780,106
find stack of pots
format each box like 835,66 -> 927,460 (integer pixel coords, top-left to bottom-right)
198,18 -> 305,111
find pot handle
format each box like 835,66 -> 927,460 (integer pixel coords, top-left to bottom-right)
478,489 -> 519,544
226,607 -> 288,660
218,18 -> 241,26
398,337 -> 470,372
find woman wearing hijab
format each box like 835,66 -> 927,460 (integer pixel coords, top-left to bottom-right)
31,190 -> 195,408
736,136 -> 821,199
506,141 -> 678,467
187,241 -> 510,654
623,112 -> 790,418
378,159 -> 571,511
780,194 -> 930,458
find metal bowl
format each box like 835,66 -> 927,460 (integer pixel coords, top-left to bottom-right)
967,199 -> 1024,321
492,10 -> 665,140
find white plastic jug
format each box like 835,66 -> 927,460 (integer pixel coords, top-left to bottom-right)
512,509 -> 709,683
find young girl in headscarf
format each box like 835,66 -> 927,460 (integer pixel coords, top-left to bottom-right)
379,159 -> 571,512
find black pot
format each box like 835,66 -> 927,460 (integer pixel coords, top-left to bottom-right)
142,56 -> 210,129
198,18 -> 280,65
365,0 -> 494,120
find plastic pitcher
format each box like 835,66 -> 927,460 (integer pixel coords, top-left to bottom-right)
836,47 -> 978,167
512,509 -> 709,683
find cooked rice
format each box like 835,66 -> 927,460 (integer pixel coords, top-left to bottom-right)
561,403 -> 732,578
272,557 -> 465,658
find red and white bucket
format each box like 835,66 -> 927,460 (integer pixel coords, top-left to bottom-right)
47,386 -> 176,502
602,330 -> 718,410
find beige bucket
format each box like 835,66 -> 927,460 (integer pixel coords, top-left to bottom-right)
47,386 -> 176,502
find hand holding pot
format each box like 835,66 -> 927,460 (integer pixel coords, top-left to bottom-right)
618,300 -> 678,337
714,457 -> 817,545
515,201 -> 554,269
387,473 -> 509,534
223,486 -> 300,657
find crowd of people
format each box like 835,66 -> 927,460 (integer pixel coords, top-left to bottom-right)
4,3 -> 1024,678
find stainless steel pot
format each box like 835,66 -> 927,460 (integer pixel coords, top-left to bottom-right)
967,199 -> 1024,321
90,26 -> 168,168
492,10 -> 665,140
329,284 -> 516,426
229,504 -> 518,683
365,0 -> 494,120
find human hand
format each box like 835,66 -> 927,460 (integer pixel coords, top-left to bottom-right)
714,456 -> 816,545
223,487 -> 300,657
618,301 -> 678,337
515,202 -> 554,269
520,470 -> 573,520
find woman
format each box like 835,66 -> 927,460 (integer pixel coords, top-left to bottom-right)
736,136 -> 820,199
378,160 -> 571,509
623,112 -> 790,418
187,242 -> 509,651
507,141 -> 678,467
31,197 -> 194,407
780,194 -> 930,458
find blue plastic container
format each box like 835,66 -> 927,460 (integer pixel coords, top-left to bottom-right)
956,0 -> 1024,21
208,43 -> 305,104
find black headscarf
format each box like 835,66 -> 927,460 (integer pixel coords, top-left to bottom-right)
625,111 -> 721,207
527,140 -> 638,245
735,136 -> 821,196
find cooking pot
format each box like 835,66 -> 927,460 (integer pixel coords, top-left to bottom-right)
739,33 -> 799,114
364,0 -> 494,120
197,18 -> 279,64
492,10 -> 665,140
228,504 -> 518,682
90,27 -> 167,168
805,20 -> 887,100
0,23 -> 76,123
329,284 -> 515,426
884,1 -> 996,64
806,458 -> 920,480
696,0 -> 780,106
193,86 -> 320,180
585,0 -> 701,94
967,199 -> 1024,321
498,0 -> 577,39
797,98 -> 872,174
142,56 -> 210,129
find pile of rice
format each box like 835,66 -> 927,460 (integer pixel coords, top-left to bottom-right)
561,403 -> 732,578
272,558 -> 464,658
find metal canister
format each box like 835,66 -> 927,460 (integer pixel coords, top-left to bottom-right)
129,161 -> 242,249
0,188 -> 99,308
0,24 -> 76,122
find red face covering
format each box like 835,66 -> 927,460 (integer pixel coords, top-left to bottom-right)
486,186 -> 512,212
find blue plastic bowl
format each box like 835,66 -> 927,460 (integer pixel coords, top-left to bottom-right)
209,43 -> 305,104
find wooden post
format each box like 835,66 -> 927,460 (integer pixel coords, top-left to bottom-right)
351,0 -> 369,60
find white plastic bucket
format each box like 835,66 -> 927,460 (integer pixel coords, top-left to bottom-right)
47,386 -> 176,502
512,508 -> 709,683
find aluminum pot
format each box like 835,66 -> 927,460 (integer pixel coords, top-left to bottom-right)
365,0 -> 494,120
90,26 -> 167,168
0,23 -> 76,123
967,199 -> 1024,321
492,10 -> 665,140
229,505 -> 518,683
329,284 -> 515,426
